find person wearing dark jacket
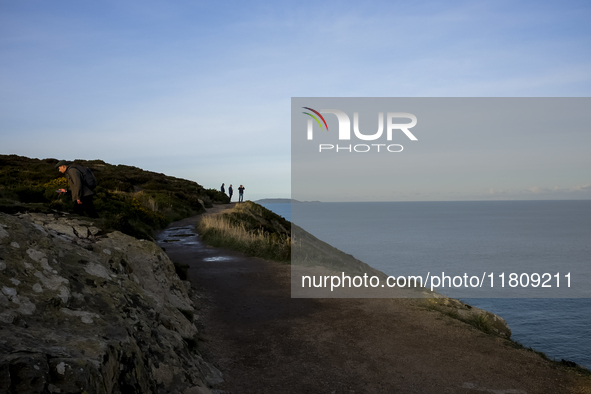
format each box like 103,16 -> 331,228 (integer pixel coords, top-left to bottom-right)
238,185 -> 245,202
228,185 -> 233,202
56,160 -> 98,218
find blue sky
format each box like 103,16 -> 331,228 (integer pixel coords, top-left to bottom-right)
1,0 -> 590,201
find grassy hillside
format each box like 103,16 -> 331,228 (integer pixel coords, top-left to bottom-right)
198,201 -> 291,262
196,201 -> 391,280
0,154 -> 228,239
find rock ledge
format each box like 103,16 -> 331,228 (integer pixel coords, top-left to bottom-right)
0,212 -> 221,394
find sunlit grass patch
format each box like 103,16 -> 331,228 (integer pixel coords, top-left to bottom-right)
197,204 -> 291,262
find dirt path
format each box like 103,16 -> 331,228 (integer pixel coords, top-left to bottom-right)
157,205 -> 591,394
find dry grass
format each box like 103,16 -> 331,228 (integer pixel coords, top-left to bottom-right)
198,207 -> 291,262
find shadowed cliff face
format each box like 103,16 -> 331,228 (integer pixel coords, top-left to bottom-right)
0,212 -> 221,394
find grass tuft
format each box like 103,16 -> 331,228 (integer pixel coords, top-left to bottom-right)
197,202 -> 291,262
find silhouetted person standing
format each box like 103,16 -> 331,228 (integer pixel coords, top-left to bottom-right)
228,185 -> 233,202
221,183 -> 225,193
238,185 -> 245,202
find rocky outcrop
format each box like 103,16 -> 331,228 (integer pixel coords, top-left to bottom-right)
423,295 -> 512,339
0,212 -> 221,394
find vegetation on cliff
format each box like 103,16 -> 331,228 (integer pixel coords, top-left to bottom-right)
0,154 -> 228,239
198,201 -> 291,262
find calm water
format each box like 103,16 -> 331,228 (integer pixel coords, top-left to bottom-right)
262,201 -> 591,369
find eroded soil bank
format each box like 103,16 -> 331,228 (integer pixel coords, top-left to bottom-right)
158,205 -> 591,394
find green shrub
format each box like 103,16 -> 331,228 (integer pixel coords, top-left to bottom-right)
14,185 -> 47,203
0,155 -> 210,240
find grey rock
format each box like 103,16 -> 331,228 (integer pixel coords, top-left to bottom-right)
1,286 -> 17,297
44,222 -> 77,239
0,212 -> 221,393
72,225 -> 89,239
0,226 -> 8,241
0,310 -> 16,324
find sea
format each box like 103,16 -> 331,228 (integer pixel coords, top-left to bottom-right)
260,200 -> 591,370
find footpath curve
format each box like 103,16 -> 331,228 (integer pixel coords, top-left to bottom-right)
157,204 -> 590,394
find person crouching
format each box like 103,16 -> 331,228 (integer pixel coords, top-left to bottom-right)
55,160 -> 99,218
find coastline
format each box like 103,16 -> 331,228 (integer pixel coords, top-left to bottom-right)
158,204 -> 591,393
2,201 -> 588,392
280,200 -> 591,368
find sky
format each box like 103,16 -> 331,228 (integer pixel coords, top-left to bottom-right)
291,97 -> 591,201
1,0 -> 590,201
